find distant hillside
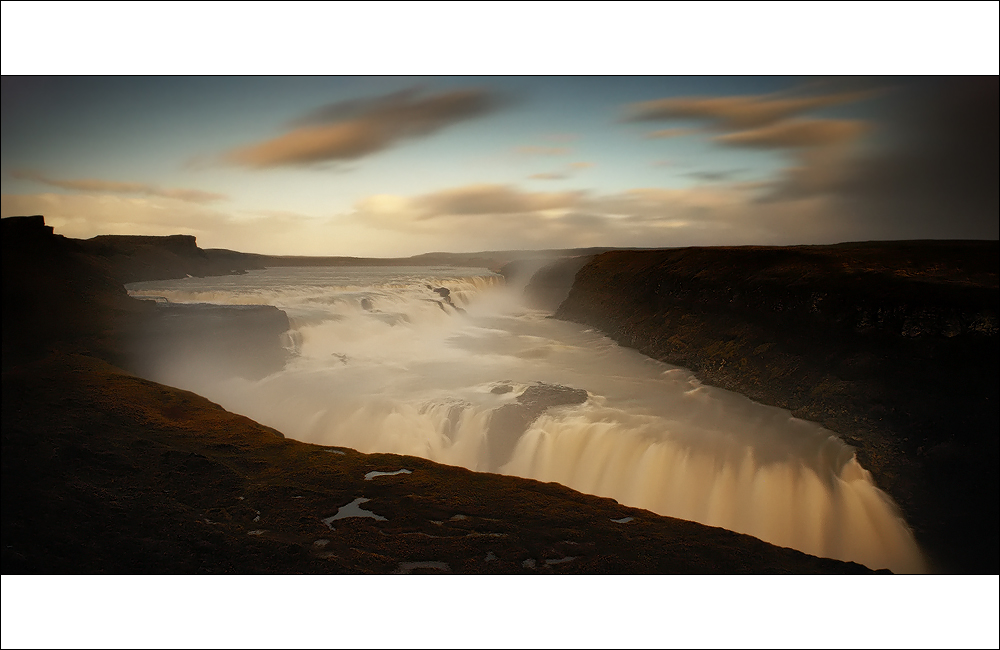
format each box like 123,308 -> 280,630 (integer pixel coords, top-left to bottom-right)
231,246 -> 625,273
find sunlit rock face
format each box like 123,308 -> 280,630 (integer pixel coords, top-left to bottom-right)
127,264 -> 931,573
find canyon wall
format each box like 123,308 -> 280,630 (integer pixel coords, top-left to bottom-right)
542,243 -> 999,573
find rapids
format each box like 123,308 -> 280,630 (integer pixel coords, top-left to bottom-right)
127,266 -> 926,573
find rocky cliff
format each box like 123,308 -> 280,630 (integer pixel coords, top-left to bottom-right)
2,215 -> 288,379
547,243 -> 999,574
81,232 -> 265,284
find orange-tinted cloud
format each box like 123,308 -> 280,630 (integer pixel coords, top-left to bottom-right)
765,78 -> 999,240
410,184 -> 582,216
8,170 -> 227,203
515,145 -> 571,156
347,180 -> 864,252
224,87 -> 503,168
528,161 -> 594,181
715,119 -> 867,149
625,89 -> 873,129
644,128 -> 698,139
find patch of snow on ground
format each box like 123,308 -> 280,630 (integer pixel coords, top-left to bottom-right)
364,469 -> 412,480
322,497 -> 387,529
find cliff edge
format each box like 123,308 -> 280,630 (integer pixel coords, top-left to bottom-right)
551,243 -> 999,573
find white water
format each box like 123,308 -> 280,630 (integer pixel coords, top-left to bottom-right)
127,266 -> 926,573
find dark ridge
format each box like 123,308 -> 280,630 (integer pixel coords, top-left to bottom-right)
80,233 -> 265,283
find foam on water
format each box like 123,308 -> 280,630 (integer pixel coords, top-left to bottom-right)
128,266 -> 927,573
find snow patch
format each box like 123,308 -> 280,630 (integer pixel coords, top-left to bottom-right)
322,497 -> 387,529
364,469 -> 412,480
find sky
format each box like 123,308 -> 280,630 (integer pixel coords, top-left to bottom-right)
1,6 -> 998,257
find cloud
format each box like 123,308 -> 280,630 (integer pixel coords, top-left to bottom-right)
541,133 -> 579,143
407,184 -> 582,217
514,145 -> 571,156
627,87 -> 878,211
7,170 -> 227,203
0,191 -> 358,256
347,82 -> 997,252
625,89 -> 873,129
714,119 -> 867,149
528,161 -> 595,181
685,170 -> 746,183
644,128 -> 698,140
346,181 -> 861,253
223,87 -> 504,168
2,192 -> 233,240
767,77 -> 998,239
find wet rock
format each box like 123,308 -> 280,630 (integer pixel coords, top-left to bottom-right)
428,286 -> 466,314
485,383 -> 589,470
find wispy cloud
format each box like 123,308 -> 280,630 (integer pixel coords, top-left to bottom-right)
766,78 -> 999,239
714,119 -> 867,149
644,127 -> 698,140
625,86 -> 886,217
625,88 -> 873,156
8,170 -> 227,203
685,169 -> 746,183
223,87 -> 505,168
515,145 -> 571,156
343,179 -> 875,253
407,184 -> 583,217
625,89 -> 873,129
541,133 -> 579,143
528,161 -> 595,181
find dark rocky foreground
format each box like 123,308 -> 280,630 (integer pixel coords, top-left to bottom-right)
2,216 -> 874,574
522,244 -> 999,574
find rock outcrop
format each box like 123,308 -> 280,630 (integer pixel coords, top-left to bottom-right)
485,383 -> 589,470
80,233 -> 265,284
2,215 -> 288,380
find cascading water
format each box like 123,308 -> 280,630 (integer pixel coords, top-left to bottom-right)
127,266 -> 927,573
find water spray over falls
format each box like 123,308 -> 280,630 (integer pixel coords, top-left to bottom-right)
128,266 -> 926,573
